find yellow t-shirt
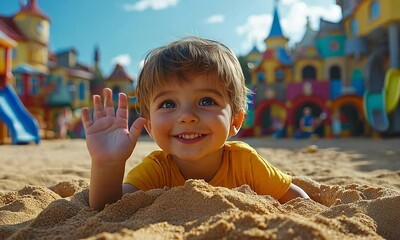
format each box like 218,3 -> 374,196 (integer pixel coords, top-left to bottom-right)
124,141 -> 292,199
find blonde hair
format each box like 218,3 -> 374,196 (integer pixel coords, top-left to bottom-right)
136,36 -> 251,119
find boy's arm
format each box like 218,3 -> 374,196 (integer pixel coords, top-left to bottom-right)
278,183 -> 310,204
82,88 -> 146,210
89,160 -> 126,211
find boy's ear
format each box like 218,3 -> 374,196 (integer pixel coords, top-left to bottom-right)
229,110 -> 245,137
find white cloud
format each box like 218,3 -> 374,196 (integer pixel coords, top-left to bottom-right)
280,0 -> 298,6
281,0 -> 342,44
123,0 -> 179,11
235,14 -> 272,53
236,0 -> 342,53
111,54 -> 131,66
205,14 -> 225,24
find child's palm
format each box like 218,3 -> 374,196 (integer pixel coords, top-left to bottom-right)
85,115 -> 133,165
82,88 -> 145,166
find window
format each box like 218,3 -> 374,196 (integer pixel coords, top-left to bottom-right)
302,66 -> 317,80
11,48 -> 17,59
36,21 -> 44,33
68,80 -> 75,100
330,65 -> 341,80
370,1 -> 380,20
16,76 -> 23,94
57,76 -> 63,87
31,77 -> 39,95
257,72 -> 265,83
45,75 -> 52,85
351,19 -> 358,36
275,69 -> 285,82
79,82 -> 85,100
112,86 -> 121,102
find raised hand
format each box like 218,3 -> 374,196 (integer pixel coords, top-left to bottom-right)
81,88 -> 146,167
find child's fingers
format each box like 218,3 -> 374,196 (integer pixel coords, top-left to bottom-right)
93,95 -> 104,121
116,93 -> 128,119
81,107 -> 93,129
129,118 -> 146,143
103,88 -> 115,117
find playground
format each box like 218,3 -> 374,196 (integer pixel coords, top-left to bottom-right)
1,0 -> 400,144
0,1 -> 399,239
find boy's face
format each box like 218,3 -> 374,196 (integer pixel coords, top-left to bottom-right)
144,74 -> 243,162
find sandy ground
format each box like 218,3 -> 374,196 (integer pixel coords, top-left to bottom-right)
0,136 -> 399,239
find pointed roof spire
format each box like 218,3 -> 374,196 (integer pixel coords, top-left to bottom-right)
250,44 -> 260,54
267,0 -> 284,39
92,44 -> 104,79
94,45 -> 100,63
306,16 -> 310,28
18,0 -> 49,20
297,17 -> 317,48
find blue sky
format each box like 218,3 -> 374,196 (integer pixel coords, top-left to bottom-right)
0,0 -> 342,79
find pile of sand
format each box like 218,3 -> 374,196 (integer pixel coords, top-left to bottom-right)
1,179 -> 399,239
0,138 -> 399,239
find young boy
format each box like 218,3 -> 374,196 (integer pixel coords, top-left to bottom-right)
82,36 -> 309,210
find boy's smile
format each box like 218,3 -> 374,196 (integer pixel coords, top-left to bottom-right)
174,133 -> 206,142
145,74 -> 238,167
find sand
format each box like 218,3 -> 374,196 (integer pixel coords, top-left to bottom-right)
0,137 -> 399,239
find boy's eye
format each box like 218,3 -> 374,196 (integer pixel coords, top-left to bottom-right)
160,100 -> 176,108
199,97 -> 216,106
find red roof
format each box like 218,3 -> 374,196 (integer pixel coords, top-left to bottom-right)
107,64 -> 134,82
16,0 -> 50,21
0,16 -> 27,41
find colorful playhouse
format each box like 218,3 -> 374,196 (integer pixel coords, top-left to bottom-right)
0,0 -> 137,144
239,0 -> 400,138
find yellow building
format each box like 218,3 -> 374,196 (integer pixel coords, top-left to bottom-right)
8,0 -> 49,73
47,48 -> 92,109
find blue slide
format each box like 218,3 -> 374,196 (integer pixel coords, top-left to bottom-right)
363,90 -> 389,132
0,84 -> 40,144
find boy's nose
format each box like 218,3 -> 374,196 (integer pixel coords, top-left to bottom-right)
178,107 -> 199,124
